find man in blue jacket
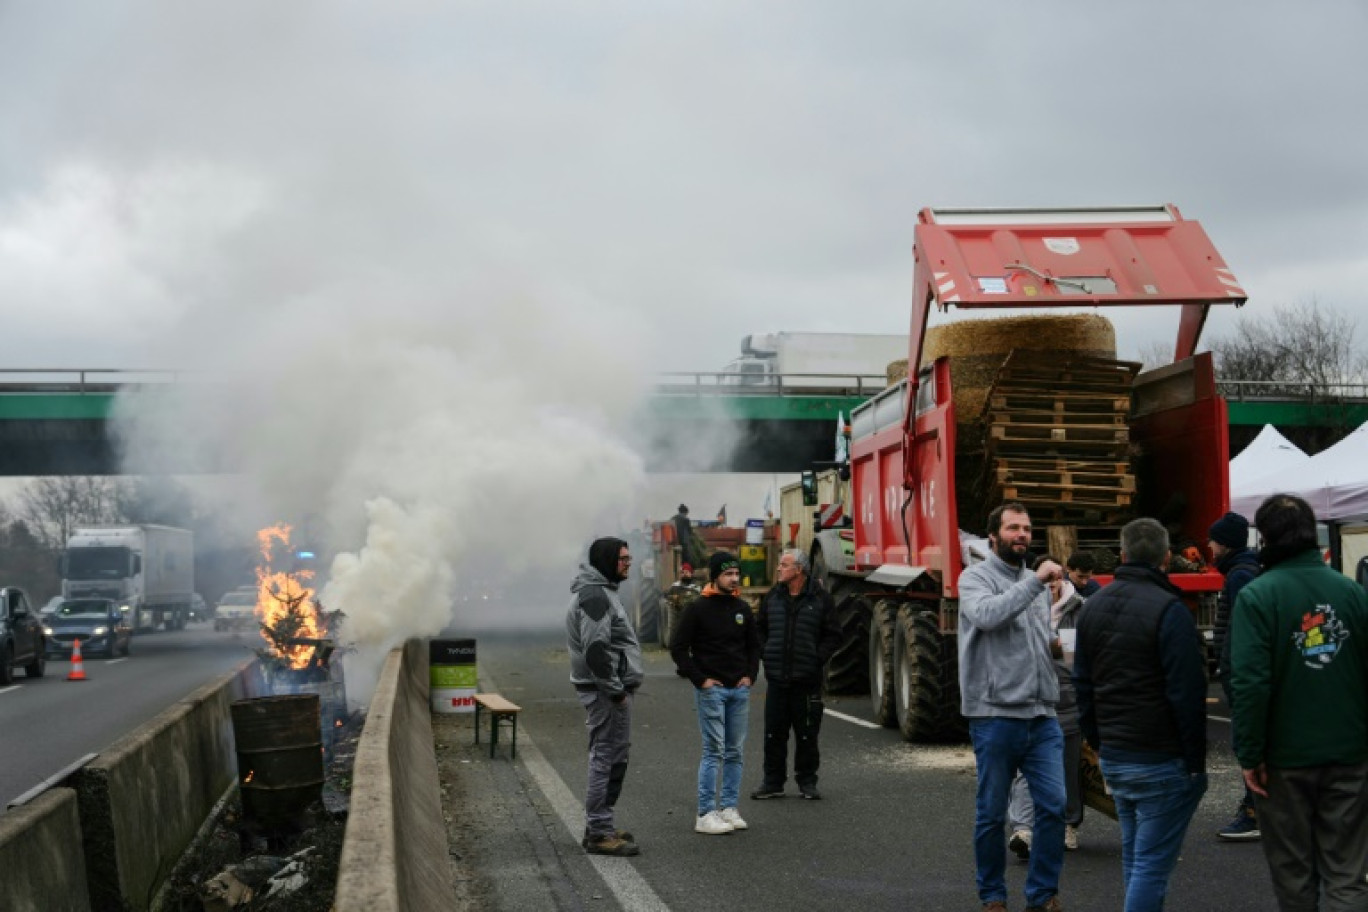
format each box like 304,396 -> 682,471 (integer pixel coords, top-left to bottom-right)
958,502 -> 1066,912
1075,518 -> 1208,912
1207,511 -> 1263,841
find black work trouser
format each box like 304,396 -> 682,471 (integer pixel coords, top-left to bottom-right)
762,681 -> 824,787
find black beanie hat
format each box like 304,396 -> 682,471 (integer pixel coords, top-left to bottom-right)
1208,512 -> 1249,550
588,537 -> 629,583
708,551 -> 739,581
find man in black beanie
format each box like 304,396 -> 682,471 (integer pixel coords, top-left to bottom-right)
671,550 -> 760,835
567,537 -> 644,856
1208,511 -> 1263,841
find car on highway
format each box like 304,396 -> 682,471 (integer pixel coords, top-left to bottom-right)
40,595 -> 65,618
0,587 -> 47,684
214,588 -> 259,633
43,598 -> 133,659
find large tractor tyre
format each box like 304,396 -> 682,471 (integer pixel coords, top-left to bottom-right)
893,607 -> 966,742
869,600 -> 899,727
0,645 -> 12,687
824,595 -> 871,695
25,647 -> 45,679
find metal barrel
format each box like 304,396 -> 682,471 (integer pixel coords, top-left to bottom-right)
230,694 -> 323,831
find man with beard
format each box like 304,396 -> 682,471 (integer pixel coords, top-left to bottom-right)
567,537 -> 644,857
958,502 -> 1066,912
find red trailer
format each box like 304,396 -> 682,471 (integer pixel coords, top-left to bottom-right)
812,205 -> 1247,741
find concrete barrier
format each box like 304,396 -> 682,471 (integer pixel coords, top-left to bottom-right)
0,789 -> 91,912
335,638 -> 454,911
71,662 -> 260,911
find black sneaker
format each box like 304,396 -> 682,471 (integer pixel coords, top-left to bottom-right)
798,785 -> 822,800
749,784 -> 785,800
1217,805 -> 1261,841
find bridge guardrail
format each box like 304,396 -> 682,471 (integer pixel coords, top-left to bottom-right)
3,370 -> 1367,404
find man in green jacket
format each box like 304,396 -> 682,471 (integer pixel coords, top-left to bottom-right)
1231,494 -> 1368,910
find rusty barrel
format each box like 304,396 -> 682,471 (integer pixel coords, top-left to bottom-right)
230,694 -> 324,831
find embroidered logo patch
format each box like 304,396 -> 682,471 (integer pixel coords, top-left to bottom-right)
735,613 -> 745,625
1293,605 -> 1352,669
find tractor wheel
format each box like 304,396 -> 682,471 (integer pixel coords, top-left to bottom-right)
868,600 -> 899,727
0,645 -> 12,687
893,607 -> 966,742
25,646 -> 45,679
824,595 -> 870,695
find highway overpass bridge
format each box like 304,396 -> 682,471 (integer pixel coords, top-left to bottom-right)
0,370 -> 1365,475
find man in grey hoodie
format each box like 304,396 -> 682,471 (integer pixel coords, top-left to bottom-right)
958,502 -> 1067,912
567,537 -> 645,857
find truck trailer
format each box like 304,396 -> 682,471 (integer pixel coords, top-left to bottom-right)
722,331 -> 907,391
60,525 -> 195,632
805,205 -> 1246,742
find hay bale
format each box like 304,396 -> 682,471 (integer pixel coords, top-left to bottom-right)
887,359 -> 908,385
923,314 -> 1116,423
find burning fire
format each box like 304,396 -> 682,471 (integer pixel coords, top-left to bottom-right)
244,770 -> 255,784
255,524 -> 322,670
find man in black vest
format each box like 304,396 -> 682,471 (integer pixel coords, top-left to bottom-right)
750,548 -> 842,800
1075,517 -> 1208,911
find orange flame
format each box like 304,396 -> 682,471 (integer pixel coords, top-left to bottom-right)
244,770 -> 255,783
254,523 -> 321,670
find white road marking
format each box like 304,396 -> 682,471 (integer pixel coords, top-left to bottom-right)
0,685 -> 20,695
483,672 -> 670,912
103,658 -> 128,665
1209,714 -> 1230,724
824,707 -> 882,729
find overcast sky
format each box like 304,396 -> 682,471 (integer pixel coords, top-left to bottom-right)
3,2 -> 1366,639
2,1 -> 1365,373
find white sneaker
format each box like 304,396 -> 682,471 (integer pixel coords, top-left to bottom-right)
695,810 -> 735,835
719,807 -> 748,830
1065,825 -> 1079,851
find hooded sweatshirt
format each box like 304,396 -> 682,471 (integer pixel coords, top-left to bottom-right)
957,551 -> 1059,719
566,559 -> 644,698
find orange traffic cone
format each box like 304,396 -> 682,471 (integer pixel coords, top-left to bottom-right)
67,639 -> 88,682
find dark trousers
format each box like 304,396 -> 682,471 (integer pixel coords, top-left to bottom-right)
762,681 -> 823,787
1255,762 -> 1368,912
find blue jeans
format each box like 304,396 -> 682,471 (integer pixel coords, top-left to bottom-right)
1100,758 -> 1207,912
969,716 -> 1067,907
695,685 -> 750,814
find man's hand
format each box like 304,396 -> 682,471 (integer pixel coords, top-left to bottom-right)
738,677 -> 752,687
1035,560 -> 1063,584
1242,763 -> 1269,798
701,678 -> 720,689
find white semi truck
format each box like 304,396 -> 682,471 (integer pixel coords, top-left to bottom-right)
722,332 -> 907,391
60,525 -> 195,632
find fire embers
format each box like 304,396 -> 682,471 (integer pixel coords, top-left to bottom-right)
254,524 -> 329,671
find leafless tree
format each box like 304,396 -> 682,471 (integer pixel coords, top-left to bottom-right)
17,476 -> 127,552
1211,300 -> 1367,398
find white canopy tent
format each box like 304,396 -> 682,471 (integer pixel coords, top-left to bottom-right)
1229,424 -> 1310,494
1231,421 -> 1368,522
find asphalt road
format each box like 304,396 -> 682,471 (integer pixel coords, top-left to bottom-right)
451,627 -> 1281,912
0,622 -> 258,811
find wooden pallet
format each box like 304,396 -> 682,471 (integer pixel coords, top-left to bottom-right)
1008,500 -> 1133,525
989,409 -> 1128,429
989,423 -> 1129,445
995,482 -> 1133,508
993,463 -> 1136,492
988,391 -> 1131,417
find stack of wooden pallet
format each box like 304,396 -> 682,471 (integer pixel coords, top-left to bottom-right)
979,352 -> 1141,551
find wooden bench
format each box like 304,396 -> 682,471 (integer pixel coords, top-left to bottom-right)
473,693 -> 522,759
